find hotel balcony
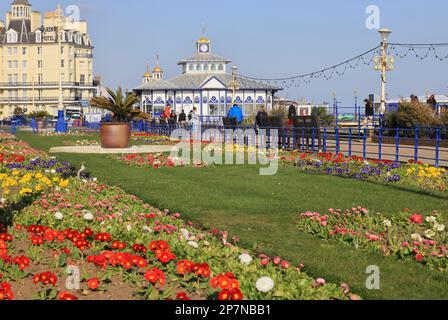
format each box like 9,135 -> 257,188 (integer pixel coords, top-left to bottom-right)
0,82 -> 97,89
0,96 -> 90,104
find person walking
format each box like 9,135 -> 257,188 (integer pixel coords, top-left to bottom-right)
228,104 -> 244,124
178,109 -> 187,123
255,106 -> 268,128
288,104 -> 297,126
363,99 -> 374,124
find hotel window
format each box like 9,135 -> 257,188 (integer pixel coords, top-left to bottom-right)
13,61 -> 18,68
203,64 -> 209,71
189,64 -> 194,71
80,74 -> 85,84
13,75 -> 18,83
61,60 -> 65,68
23,90 -> 27,98
218,64 -> 224,71
8,61 -> 12,68
37,47 -> 42,55
8,47 -> 12,55
61,73 -> 65,82
7,32 -> 18,43
38,60 -> 43,68
22,47 -> 27,55
38,74 -> 43,84
211,64 -> 216,71
36,32 -> 42,43
13,47 -> 18,55
22,60 -> 27,68
22,74 -> 27,83
61,46 -> 64,54
196,64 -> 201,71
69,73 -> 73,82
8,74 -> 13,84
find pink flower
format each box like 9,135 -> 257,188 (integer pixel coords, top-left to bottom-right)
415,254 -> 424,262
314,278 -> 326,287
281,261 -> 291,269
401,242 -> 410,247
273,257 -> 281,265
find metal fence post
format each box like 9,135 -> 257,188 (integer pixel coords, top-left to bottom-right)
335,127 -> 340,154
414,126 -> 419,162
323,128 -> 327,153
348,128 -> 352,157
435,127 -> 440,168
312,127 -> 316,152
395,128 -> 399,163
363,128 -> 367,159
378,127 -> 383,160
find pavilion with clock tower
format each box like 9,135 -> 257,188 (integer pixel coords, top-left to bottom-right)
134,35 -> 281,119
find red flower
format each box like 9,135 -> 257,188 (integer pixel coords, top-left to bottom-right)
33,272 -> 57,286
415,254 -> 424,262
409,214 -> 424,225
58,292 -> 78,300
144,268 -> 165,287
13,255 -> 30,270
87,278 -> 100,290
0,282 -> 14,300
176,292 -> 191,300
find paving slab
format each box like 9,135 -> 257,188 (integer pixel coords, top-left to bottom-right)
49,145 -> 179,154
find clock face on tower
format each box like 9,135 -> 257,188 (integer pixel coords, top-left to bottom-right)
199,44 -> 209,53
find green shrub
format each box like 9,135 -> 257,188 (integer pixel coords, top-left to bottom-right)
385,102 -> 441,128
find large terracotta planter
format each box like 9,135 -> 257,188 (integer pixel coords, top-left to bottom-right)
100,123 -> 131,148
36,120 -> 47,130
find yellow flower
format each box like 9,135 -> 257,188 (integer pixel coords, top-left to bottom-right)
12,170 -> 20,176
35,173 -> 43,179
34,184 -> 43,192
59,179 -> 69,188
19,187 -> 33,196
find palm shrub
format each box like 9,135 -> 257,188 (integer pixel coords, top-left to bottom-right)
90,87 -> 148,123
27,110 -> 51,120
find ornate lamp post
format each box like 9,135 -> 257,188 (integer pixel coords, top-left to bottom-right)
374,28 -> 394,115
354,89 -> 359,121
229,66 -> 240,104
55,4 -> 67,132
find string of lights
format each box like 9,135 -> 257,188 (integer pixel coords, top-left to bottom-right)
238,43 -> 448,89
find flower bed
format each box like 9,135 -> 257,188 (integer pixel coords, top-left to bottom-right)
115,153 -> 208,169
0,135 -> 358,300
297,208 -> 447,272
281,152 -> 447,192
132,133 -> 173,145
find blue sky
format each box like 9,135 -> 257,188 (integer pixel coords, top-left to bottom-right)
2,0 -> 448,106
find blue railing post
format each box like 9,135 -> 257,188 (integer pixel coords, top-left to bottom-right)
395,128 -> 400,163
435,127 -> 440,168
301,127 -> 305,152
11,123 -> 16,134
363,128 -> 367,159
335,127 -> 340,154
283,127 -> 287,150
323,128 -> 327,153
414,126 -> 419,162
292,127 -> 296,150
312,127 -> 316,152
348,128 -> 352,157
378,127 -> 383,160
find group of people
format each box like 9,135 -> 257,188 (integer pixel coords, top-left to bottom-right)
159,104 -> 200,124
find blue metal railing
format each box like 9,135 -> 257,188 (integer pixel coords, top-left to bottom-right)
5,120 -> 447,167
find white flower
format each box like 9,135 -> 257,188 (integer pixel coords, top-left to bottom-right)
143,226 -> 153,233
239,253 -> 253,265
426,216 -> 437,224
0,198 -> 6,205
179,228 -> 190,239
424,229 -> 436,239
256,277 -> 275,293
188,241 -> 199,249
382,219 -> 392,228
126,225 -> 132,232
50,169 -> 56,174
92,177 -> 98,182
435,224 -> 446,232
203,241 -> 210,246
411,233 -> 423,242
83,211 -> 94,221
54,212 -> 64,220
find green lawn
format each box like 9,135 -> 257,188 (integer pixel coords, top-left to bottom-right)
17,132 -> 448,300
